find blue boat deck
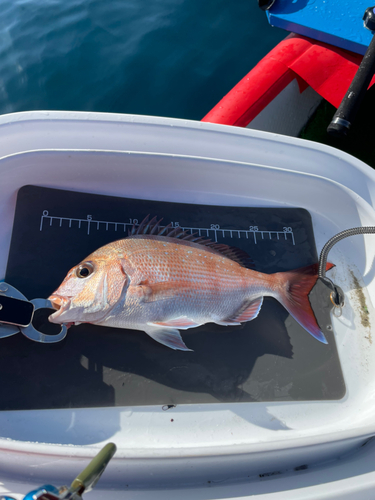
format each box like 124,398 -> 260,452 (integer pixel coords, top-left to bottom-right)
268,0 -> 373,55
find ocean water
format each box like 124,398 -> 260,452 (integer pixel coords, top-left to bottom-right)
0,0 -> 284,120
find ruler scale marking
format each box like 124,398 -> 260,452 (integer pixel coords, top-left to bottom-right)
39,213 -> 297,245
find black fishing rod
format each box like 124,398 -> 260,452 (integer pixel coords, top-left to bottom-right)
257,0 -> 276,11
327,6 -> 375,138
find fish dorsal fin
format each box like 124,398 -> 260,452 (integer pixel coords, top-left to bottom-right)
204,242 -> 255,269
129,215 -> 255,269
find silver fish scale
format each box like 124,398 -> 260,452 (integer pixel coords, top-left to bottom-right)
96,236 -> 271,331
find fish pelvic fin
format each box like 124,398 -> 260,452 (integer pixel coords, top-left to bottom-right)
275,263 -> 334,344
144,325 -> 193,351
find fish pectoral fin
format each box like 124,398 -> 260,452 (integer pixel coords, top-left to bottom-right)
223,297 -> 263,324
128,284 -> 153,302
149,317 -> 201,330
144,326 -> 193,351
134,282 -> 188,303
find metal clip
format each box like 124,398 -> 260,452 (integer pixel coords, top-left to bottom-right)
330,290 -> 344,318
308,277 -> 346,336
0,282 -> 67,343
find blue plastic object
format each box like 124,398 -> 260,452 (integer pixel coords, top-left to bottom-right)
267,0 -> 373,55
23,484 -> 60,500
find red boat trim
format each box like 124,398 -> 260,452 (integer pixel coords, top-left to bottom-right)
202,33 -> 374,128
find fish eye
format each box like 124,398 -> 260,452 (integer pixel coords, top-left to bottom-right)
76,262 -> 95,279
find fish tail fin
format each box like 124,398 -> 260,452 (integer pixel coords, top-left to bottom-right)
275,263 -> 334,344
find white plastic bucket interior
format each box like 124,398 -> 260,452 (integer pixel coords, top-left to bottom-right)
0,112 -> 374,487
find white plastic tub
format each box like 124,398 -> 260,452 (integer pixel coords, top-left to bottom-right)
1,111 -> 375,499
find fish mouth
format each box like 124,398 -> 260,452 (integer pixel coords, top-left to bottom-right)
48,294 -> 72,323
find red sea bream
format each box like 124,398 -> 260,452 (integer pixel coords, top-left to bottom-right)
48,216 -> 331,350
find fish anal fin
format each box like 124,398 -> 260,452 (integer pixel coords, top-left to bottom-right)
224,297 -> 263,324
144,326 -> 193,351
150,317 -> 201,330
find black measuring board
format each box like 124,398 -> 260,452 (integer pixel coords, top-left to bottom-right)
2,185 -> 345,411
